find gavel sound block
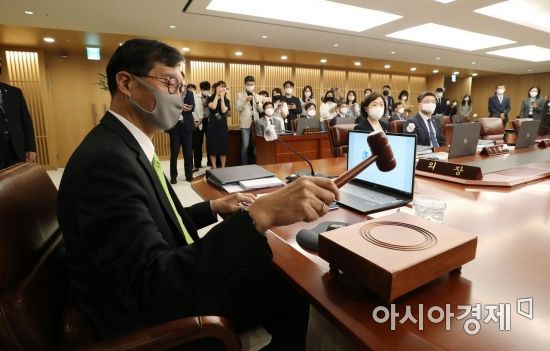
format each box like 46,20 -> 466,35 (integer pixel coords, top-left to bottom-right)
318,212 -> 478,303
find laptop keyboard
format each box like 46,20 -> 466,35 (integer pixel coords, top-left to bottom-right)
341,184 -> 399,205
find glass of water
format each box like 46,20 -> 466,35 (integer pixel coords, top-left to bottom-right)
413,197 -> 447,223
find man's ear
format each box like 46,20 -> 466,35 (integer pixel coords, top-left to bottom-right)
116,71 -> 134,97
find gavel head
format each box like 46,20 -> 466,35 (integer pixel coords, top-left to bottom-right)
367,131 -> 396,172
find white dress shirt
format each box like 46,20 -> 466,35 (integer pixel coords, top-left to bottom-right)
110,110 -> 155,163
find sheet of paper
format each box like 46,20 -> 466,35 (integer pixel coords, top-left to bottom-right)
222,184 -> 246,193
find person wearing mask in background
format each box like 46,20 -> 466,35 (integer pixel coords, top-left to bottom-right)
405,91 -> 446,147
542,96 -> 550,136
300,86 -> 315,118
271,95 -> 289,130
329,102 -> 349,127
166,73 -> 194,184
488,84 -> 511,126
354,93 -> 389,133
237,76 -> 262,165
434,87 -> 447,116
398,90 -> 413,117
257,90 -> 269,119
458,95 -> 474,122
345,90 -> 361,118
333,88 -> 344,104
320,90 -> 337,129
188,84 -> 203,172
382,85 -> 394,117
282,81 -> 302,129
304,102 -> 317,119
207,81 -> 230,168
272,87 -> 282,99
255,101 -> 283,137
390,101 -> 406,122
364,88 -> 373,100
199,81 -> 212,167
449,100 -> 459,118
520,86 -> 544,121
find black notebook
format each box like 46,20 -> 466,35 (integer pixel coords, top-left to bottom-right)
206,165 -> 275,189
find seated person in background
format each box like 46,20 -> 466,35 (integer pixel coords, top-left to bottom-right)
458,95 -> 474,122
329,102 -> 349,126
300,85 -> 315,118
255,101 -> 283,136
398,90 -> 414,117
57,39 -> 341,351
354,93 -> 389,133
405,91 -> 446,147
390,101 -> 406,121
345,90 -> 361,118
449,100 -> 458,117
304,102 -> 317,119
320,90 -> 337,127
271,95 -> 288,130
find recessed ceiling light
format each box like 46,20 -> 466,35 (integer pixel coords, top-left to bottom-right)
234,51 -> 243,56
475,1 -> 550,35
436,57 -> 441,60
281,55 -> 288,60
391,51 -> 396,54
261,34 -> 268,38
354,61 -> 361,66
24,10 -> 34,15
434,0 -> 456,3
320,58 -> 327,63
333,44 -> 339,47
472,73 -> 478,77
453,71 -> 460,75
207,0 -> 402,32
433,69 -> 439,73
487,45 -> 550,62
410,67 -> 417,71
384,64 -> 391,69
386,23 -> 515,51
182,47 -> 190,52
43,37 -> 55,43
169,25 -> 176,29
471,62 -> 476,65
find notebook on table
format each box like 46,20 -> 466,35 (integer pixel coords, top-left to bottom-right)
206,165 -> 275,189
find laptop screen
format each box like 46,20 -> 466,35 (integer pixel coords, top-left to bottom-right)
347,131 -> 416,196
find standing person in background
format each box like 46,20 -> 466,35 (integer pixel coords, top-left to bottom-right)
320,90 -> 337,129
282,81 -> 302,130
300,86 -> 315,118
0,57 -> 36,169
519,86 -> 544,121
398,90 -> 413,117
449,100 -> 458,118
188,84 -> 203,172
434,87 -> 447,116
345,90 -> 361,118
272,87 -> 282,98
542,96 -> 550,136
458,95 -> 474,122
237,76 -> 262,165
167,75 -> 194,184
199,81 -> 211,167
364,88 -> 373,100
333,88 -> 344,104
389,101 -> 406,121
271,95 -> 289,130
207,81 -> 230,168
488,83 -> 511,126
382,85 -> 394,117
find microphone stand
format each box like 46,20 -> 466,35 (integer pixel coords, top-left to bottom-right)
275,138 -> 315,176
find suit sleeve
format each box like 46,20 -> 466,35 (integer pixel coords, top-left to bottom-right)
17,89 -> 36,152
488,97 -> 494,115
74,152 -> 272,322
293,97 -> 302,114
185,92 -> 195,113
182,201 -> 217,230
236,93 -> 245,113
505,98 -> 510,114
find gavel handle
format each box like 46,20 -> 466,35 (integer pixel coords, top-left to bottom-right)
334,155 -> 378,188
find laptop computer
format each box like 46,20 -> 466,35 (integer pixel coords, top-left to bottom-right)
206,164 -> 274,189
515,119 -> 541,149
296,118 -> 321,135
338,131 -> 416,213
448,122 -> 481,159
334,116 -> 356,125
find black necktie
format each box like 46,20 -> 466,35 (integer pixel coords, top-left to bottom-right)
0,90 -> 5,114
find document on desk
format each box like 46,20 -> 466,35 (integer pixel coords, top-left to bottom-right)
239,177 -> 285,190
222,184 -> 246,193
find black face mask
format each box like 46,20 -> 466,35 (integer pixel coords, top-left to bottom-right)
325,97 -> 334,102
383,90 -> 389,96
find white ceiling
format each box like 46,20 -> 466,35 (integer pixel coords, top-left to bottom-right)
1,0 -> 550,74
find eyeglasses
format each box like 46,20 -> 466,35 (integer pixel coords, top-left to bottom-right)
141,75 -> 186,95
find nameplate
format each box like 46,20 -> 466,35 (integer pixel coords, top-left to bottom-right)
539,139 -> 550,148
303,128 -> 322,134
480,144 -> 510,156
416,159 -> 482,180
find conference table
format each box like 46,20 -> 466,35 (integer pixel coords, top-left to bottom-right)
192,151 -> 550,350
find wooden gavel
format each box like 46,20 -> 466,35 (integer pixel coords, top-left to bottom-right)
334,131 -> 396,188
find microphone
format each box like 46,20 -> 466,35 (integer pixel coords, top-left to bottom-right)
334,131 -> 396,188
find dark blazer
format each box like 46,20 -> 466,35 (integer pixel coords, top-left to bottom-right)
390,113 -> 406,122
384,95 -> 394,116
488,95 -> 511,117
519,97 -> 544,120
58,112 -> 272,339
354,118 -> 389,133
434,96 -> 448,115
0,82 -> 36,159
405,113 -> 446,146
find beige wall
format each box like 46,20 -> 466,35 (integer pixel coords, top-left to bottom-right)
444,76 -> 472,104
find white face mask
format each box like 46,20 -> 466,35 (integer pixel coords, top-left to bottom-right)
285,87 -> 293,95
398,107 -> 405,114
264,107 -> 274,116
530,91 -> 538,98
422,102 -> 436,115
452,102 -> 457,107
402,96 -> 408,101
304,91 -> 311,98
497,88 -> 505,95
246,85 -> 254,93
436,92 -> 443,98
368,107 -> 385,120
348,95 -> 355,102
340,107 -> 349,115
307,109 -> 316,117
464,97 -> 469,101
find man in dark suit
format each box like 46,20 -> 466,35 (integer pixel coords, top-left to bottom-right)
405,91 -> 446,147
0,57 -> 36,169
57,39 -> 339,351
434,87 -> 448,116
166,76 -> 194,183
382,84 -> 394,117
488,83 -> 511,126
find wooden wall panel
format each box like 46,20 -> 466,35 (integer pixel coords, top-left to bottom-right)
370,73 -> 390,92
390,74 -> 409,97
228,63 -> 261,125
444,76 -> 472,104
426,74 -> 444,94
322,70 -> 346,98
263,65 -> 292,97
409,76 -> 428,102
295,67 -> 321,108
347,71 -> 370,101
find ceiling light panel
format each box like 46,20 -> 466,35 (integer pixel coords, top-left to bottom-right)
487,45 -> 550,62
386,23 -> 515,51
475,0 -> 550,34
206,0 -> 402,32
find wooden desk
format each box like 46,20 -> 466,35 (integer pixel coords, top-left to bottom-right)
192,158 -> 550,350
255,133 -> 332,165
